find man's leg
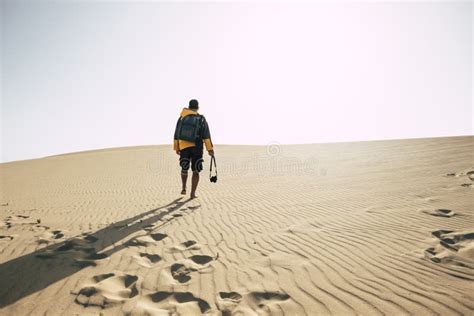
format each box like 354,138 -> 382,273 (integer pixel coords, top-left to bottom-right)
190,148 -> 203,199
179,150 -> 191,195
181,170 -> 188,195
190,171 -> 199,199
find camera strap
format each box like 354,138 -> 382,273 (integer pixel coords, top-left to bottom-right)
209,155 -> 217,178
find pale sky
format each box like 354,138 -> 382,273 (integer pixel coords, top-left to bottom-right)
1,1 -> 472,163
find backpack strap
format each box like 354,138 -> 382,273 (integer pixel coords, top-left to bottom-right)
196,114 -> 205,138
177,116 -> 183,140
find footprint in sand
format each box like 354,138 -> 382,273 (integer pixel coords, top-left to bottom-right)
170,263 -> 197,283
142,224 -> 156,232
422,208 -> 456,218
56,234 -> 97,252
173,206 -> 199,216
189,255 -> 214,265
446,170 -> 474,180
217,291 -> 291,315
150,233 -> 167,241
0,235 -> 15,241
74,252 -> 110,267
35,234 -> 108,267
124,291 -> 210,315
466,171 -> 474,181
446,170 -> 473,187
82,234 -> 99,242
52,230 -> 65,238
169,240 -> 201,252
126,236 -> 153,247
35,238 -> 93,258
36,230 -> 66,245
424,230 -> 474,268
133,253 -> 162,268
31,224 -> 51,232
173,208 -> 188,217
216,292 -> 243,315
3,215 -> 38,228
74,272 -> 138,308
126,233 -> 168,247
170,255 -> 215,284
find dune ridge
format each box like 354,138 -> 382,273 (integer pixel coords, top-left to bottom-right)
0,136 -> 473,315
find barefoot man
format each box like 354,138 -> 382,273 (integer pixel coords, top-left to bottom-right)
173,99 -> 214,199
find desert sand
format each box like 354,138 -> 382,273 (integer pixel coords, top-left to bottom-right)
0,136 -> 473,315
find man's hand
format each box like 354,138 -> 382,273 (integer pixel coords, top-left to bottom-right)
175,149 -> 181,155
208,150 -> 214,156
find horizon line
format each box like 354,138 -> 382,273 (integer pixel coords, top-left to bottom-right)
1,134 -> 472,165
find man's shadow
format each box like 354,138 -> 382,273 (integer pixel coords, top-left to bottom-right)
0,197 -> 193,308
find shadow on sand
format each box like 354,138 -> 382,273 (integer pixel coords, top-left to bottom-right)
0,197 -> 193,308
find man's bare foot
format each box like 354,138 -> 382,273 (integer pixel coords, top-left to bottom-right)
190,193 -> 197,199
181,189 -> 186,195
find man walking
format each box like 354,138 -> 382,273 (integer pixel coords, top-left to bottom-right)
173,99 -> 214,199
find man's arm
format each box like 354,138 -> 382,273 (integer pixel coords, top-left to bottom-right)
173,117 -> 181,153
201,116 -> 214,155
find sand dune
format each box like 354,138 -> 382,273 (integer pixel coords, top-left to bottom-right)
0,136 -> 473,315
